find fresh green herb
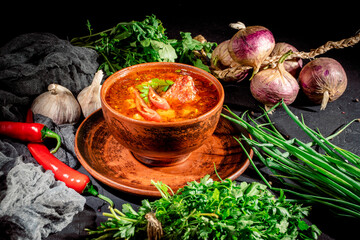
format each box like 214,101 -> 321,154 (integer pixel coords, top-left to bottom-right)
222,100 -> 360,219
170,32 -> 216,72
71,15 -> 217,76
86,175 -> 319,239
71,15 -> 171,75
135,78 -> 174,103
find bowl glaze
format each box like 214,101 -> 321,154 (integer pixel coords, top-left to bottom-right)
100,62 -> 225,166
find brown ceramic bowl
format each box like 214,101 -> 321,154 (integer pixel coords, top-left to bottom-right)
100,62 -> 225,166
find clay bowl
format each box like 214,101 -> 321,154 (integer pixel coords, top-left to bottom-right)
100,62 -> 225,167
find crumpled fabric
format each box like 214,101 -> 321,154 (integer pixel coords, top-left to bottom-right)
0,157 -> 86,240
0,32 -> 99,122
0,32 -> 99,239
0,32 -> 98,98
0,112 -> 85,239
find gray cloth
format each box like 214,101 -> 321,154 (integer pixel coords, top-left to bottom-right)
0,157 -> 86,240
0,32 -> 98,98
0,33 -> 99,239
0,113 -> 84,240
0,32 -> 99,122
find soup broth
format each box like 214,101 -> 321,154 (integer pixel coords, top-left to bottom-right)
105,68 -> 219,122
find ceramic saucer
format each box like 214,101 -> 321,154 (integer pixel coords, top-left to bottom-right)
75,109 -> 252,197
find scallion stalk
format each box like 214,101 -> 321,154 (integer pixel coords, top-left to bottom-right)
222,100 -> 360,218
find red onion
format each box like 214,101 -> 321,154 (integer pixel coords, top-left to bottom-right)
268,42 -> 303,78
211,40 -> 250,82
228,22 -> 275,75
299,57 -> 347,110
250,51 -> 299,110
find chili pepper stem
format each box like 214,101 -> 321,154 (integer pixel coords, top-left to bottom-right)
84,182 -> 114,207
41,126 -> 61,153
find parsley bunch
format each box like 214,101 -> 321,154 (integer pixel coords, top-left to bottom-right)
71,15 -> 217,76
86,175 -> 320,239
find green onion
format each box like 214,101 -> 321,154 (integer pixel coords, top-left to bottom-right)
222,100 -> 360,218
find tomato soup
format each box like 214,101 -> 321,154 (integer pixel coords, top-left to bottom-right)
105,69 -> 219,122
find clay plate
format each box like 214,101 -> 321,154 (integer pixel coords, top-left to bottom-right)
75,109 -> 252,197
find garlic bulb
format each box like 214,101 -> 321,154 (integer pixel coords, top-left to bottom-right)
77,70 -> 103,118
31,84 -> 81,125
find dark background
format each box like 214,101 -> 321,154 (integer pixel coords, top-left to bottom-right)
1,1 -> 359,239
1,1 -> 359,48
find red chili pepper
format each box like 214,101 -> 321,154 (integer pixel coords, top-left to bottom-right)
28,143 -> 88,191
27,143 -> 113,206
0,121 -> 61,153
26,109 -> 113,206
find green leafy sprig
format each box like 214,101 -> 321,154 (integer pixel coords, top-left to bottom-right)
71,15 -> 217,76
86,175 -> 319,239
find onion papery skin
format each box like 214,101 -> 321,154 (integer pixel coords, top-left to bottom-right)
299,57 -> 347,110
228,25 -> 275,74
250,62 -> 299,109
211,40 -> 250,82
268,42 -> 303,78
211,40 -> 233,70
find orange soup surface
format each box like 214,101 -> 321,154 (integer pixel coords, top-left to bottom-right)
105,69 -> 219,122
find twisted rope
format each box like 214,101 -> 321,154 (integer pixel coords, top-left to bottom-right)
212,32 -> 360,80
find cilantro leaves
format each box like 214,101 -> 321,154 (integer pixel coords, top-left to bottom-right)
71,15 -> 217,76
87,176 -> 320,239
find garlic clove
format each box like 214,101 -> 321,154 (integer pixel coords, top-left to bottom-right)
77,70 -> 103,118
31,83 -> 81,125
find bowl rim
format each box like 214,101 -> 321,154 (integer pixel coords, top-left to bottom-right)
100,62 -> 225,126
